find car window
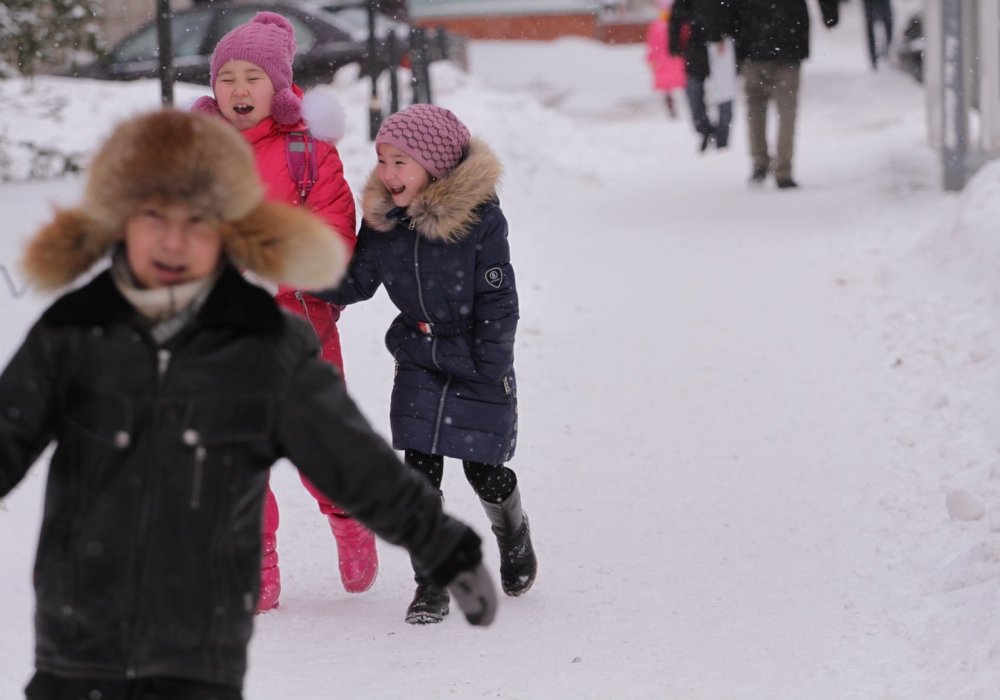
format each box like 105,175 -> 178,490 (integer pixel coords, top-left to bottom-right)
112,10 -> 213,63
214,8 -> 315,53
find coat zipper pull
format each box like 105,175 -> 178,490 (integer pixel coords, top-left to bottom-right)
157,349 -> 171,379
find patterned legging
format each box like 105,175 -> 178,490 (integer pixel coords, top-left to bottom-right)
404,449 -> 517,504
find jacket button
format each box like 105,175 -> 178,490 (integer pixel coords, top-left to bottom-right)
182,429 -> 200,446
113,431 -> 130,449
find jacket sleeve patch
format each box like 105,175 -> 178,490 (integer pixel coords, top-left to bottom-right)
485,267 -> 503,289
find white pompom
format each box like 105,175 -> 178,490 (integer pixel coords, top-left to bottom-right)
302,87 -> 347,144
946,489 -> 986,521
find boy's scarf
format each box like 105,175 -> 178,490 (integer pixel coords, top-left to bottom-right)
110,249 -> 220,345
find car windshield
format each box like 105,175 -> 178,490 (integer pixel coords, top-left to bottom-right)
214,8 -> 316,53
112,10 -> 213,62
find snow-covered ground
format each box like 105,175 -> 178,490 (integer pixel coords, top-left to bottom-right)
3,2 -> 1000,698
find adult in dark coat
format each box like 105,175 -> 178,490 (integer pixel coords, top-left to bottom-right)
668,0 -> 734,150
730,0 -> 839,188
321,104 -> 537,625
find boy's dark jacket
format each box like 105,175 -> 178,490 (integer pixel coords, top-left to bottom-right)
0,265 -> 476,688
319,138 -> 517,465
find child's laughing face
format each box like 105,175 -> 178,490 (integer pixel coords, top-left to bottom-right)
124,201 -> 224,289
215,60 -> 274,130
376,144 -> 431,208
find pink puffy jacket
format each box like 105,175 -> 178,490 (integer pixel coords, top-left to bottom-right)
646,17 -> 687,91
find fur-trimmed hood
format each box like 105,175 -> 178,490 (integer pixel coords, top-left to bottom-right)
22,109 -> 347,292
360,137 -> 502,243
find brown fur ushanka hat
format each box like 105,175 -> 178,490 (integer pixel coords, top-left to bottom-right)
22,109 -> 347,291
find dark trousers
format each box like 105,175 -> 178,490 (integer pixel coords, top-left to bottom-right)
686,77 -> 714,137
863,0 -> 893,68
742,60 -> 801,180
25,672 -> 242,700
685,78 -> 734,148
404,449 -> 516,503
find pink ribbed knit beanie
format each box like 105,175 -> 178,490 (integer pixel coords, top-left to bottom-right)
210,12 -> 301,125
375,104 -> 471,178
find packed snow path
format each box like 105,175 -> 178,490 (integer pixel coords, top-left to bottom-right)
3,2 -> 998,698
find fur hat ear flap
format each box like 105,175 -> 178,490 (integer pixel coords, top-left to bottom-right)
22,209 -> 118,291
222,200 -> 347,289
271,87 -> 302,126
191,96 -> 223,117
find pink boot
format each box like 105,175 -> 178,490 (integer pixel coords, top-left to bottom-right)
257,486 -> 280,613
299,474 -> 379,593
328,514 -> 379,593
257,533 -> 281,612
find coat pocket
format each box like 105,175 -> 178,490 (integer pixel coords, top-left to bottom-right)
179,394 -> 275,510
63,381 -> 134,449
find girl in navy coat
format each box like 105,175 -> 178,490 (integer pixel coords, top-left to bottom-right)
321,104 -> 537,623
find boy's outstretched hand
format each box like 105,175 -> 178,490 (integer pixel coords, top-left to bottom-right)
447,562 -> 498,626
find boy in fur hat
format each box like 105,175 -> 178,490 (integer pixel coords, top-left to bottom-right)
192,11 -> 378,609
1,109 -> 496,700
318,104 -> 538,624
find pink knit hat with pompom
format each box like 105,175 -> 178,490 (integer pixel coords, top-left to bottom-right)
209,11 -> 301,125
375,104 -> 471,178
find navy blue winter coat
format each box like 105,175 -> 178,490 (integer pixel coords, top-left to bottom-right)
322,139 -> 518,465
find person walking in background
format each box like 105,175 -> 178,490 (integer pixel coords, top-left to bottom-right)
645,0 -> 687,119
5,108 -> 496,700
319,104 -> 538,625
862,0 -> 894,70
193,11 -> 379,612
669,0 -> 734,151
730,0 -> 840,188
703,34 -> 737,149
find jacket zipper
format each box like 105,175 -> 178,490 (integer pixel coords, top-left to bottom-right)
190,445 -> 206,509
296,290 -> 329,349
413,235 -> 449,451
413,236 -> 439,370
124,346 -> 171,678
430,375 -> 451,454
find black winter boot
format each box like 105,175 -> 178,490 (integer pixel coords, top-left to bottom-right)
480,486 -> 537,596
405,573 -> 450,624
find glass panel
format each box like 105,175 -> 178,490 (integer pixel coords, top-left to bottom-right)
112,10 -> 212,62
214,9 -> 315,52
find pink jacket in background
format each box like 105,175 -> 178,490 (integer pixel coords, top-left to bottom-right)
241,109 -> 356,370
646,17 -> 687,91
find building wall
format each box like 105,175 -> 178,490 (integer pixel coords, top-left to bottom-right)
414,13 -> 597,41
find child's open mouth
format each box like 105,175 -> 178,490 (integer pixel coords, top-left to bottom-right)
389,185 -> 405,195
233,104 -> 254,116
154,261 -> 186,283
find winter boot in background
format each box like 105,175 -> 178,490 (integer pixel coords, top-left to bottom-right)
257,533 -> 281,613
481,486 -> 537,596
328,512 -> 379,593
405,559 -> 450,624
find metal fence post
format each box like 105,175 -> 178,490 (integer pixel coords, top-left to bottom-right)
156,0 -> 174,106
410,26 -> 429,104
367,0 -> 383,140
387,29 -> 400,115
941,0 -> 967,191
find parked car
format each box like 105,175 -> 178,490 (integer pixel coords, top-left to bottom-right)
69,0 -> 412,87
896,11 -> 924,83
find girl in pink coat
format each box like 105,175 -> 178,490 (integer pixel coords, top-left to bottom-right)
194,11 -> 378,613
646,1 -> 687,118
